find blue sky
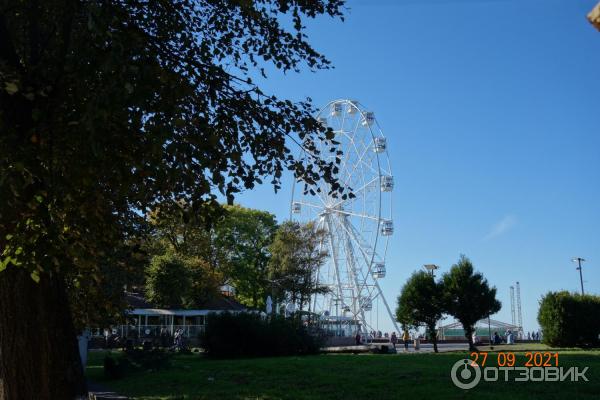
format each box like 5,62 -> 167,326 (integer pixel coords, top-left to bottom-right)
234,0 -> 600,333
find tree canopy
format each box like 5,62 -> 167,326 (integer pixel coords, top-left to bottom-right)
268,221 -> 329,312
0,1 -> 346,397
396,271 -> 445,352
441,255 -> 501,351
145,251 -> 220,309
216,205 -> 278,308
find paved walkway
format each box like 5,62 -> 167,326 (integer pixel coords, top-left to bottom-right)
87,381 -> 128,400
398,343 -> 469,353
324,342 -> 469,354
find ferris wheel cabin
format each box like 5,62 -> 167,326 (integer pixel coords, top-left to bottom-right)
373,137 -> 386,153
380,175 -> 394,192
381,220 -> 394,236
361,112 -> 375,127
372,263 -> 386,279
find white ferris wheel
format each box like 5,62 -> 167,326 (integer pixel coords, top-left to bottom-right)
291,99 -> 399,337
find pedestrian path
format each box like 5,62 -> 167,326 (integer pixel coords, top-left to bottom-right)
87,381 -> 128,400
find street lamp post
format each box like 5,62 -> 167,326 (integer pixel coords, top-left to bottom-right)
423,264 -> 439,278
571,257 -> 586,295
487,314 -> 493,350
423,264 -> 440,343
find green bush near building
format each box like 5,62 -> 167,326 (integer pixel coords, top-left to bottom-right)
538,291 -> 600,347
201,312 -> 323,358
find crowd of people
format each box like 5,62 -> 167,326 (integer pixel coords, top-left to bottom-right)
476,329 -> 543,345
354,329 -> 414,352
354,328 -> 544,349
100,326 -> 189,351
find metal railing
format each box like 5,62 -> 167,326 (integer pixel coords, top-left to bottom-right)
92,324 -> 206,339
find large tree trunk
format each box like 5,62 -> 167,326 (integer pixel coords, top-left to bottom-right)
0,266 -> 87,399
427,323 -> 439,353
465,326 -> 477,352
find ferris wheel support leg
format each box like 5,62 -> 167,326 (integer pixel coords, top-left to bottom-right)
374,279 -> 400,335
342,221 -> 400,335
312,222 -> 326,317
325,215 -> 345,327
340,216 -> 370,336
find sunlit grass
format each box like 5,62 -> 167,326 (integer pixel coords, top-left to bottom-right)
86,348 -> 600,399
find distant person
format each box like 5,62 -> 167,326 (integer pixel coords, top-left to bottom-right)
402,330 -> 410,352
391,332 -> 398,348
472,332 -> 479,345
384,332 -> 389,339
160,326 -> 168,348
493,332 -> 502,345
355,332 -> 361,346
174,328 -> 181,349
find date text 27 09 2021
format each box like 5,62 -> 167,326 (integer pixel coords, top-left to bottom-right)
469,352 -> 559,367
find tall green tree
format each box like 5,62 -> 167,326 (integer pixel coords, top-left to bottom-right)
146,199 -> 229,272
217,205 -> 278,309
147,203 -> 277,308
442,255 -> 501,351
0,1 -> 345,397
145,252 -> 220,309
268,221 -> 329,312
145,253 -> 192,309
396,271 -> 445,353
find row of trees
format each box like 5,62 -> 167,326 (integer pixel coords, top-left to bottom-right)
395,255 -> 501,352
144,203 -> 328,312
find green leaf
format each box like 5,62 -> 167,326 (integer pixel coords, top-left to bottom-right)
4,81 -> 19,95
30,270 -> 40,283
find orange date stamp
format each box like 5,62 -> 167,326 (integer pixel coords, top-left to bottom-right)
469,352 -> 559,367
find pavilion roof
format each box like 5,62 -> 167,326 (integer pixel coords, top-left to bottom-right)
124,291 -> 247,315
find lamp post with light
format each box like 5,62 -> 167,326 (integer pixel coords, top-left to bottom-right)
423,264 -> 439,278
571,257 -> 586,295
422,264 -> 440,345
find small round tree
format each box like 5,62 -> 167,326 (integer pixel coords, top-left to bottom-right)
442,255 -> 501,351
396,271 -> 444,352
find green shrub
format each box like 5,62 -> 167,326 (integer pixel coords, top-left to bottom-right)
538,291 -> 600,347
103,349 -> 172,380
201,312 -> 323,358
103,355 -> 132,380
125,348 -> 172,371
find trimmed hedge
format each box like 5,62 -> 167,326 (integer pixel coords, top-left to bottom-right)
538,291 -> 600,347
200,312 -> 323,358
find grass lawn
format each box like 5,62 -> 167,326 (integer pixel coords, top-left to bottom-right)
86,347 -> 600,400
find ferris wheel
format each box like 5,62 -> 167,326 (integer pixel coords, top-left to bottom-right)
291,99 -> 399,336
